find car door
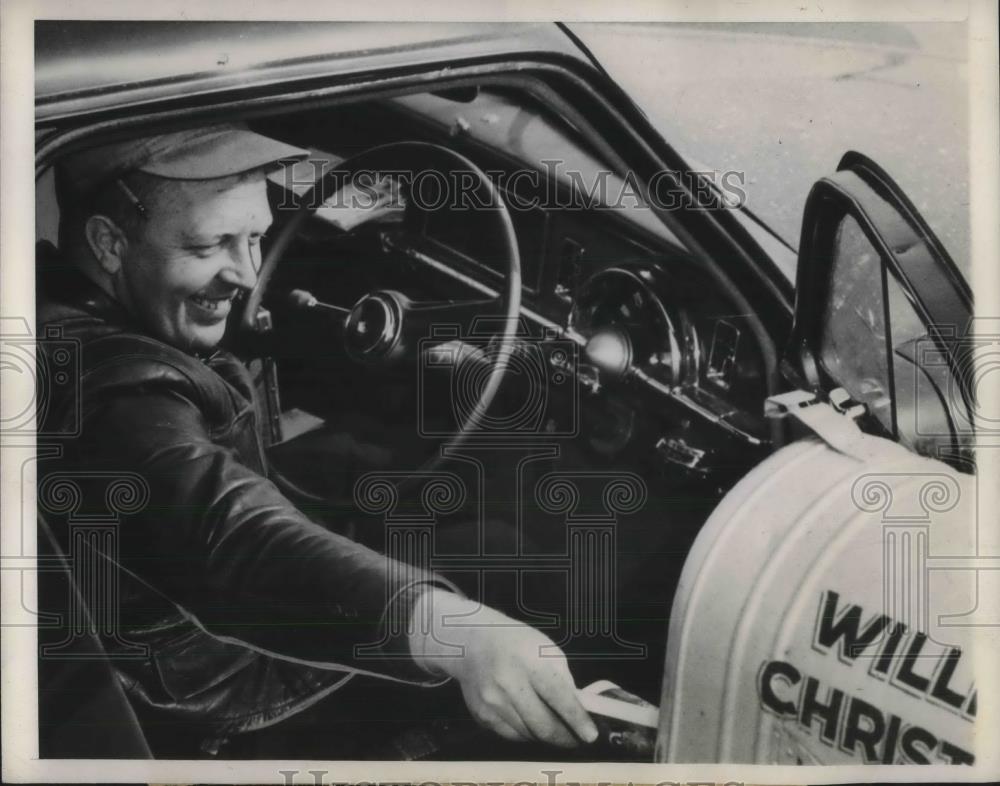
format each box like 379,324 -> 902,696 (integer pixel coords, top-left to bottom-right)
655,152 -> 987,765
786,150 -> 975,466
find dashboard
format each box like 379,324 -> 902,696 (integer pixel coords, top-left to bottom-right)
409,208 -> 772,484
260,92 -> 775,489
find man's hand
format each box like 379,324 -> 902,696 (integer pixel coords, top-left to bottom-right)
408,589 -> 599,748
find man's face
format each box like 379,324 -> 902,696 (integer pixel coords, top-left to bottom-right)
115,172 -> 272,353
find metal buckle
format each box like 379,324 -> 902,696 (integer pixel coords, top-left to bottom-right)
765,387 -> 867,421
764,389 -> 818,419
828,387 -> 867,420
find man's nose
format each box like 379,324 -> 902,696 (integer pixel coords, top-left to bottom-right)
220,238 -> 260,289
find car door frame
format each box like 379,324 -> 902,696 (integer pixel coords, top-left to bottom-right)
789,150 -> 975,452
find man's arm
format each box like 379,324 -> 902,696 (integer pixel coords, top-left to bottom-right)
75,383 -> 442,681
75,371 -> 599,744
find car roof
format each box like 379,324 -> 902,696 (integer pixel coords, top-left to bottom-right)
35,21 -> 590,122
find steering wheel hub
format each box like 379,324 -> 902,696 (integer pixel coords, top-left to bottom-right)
346,292 -> 400,360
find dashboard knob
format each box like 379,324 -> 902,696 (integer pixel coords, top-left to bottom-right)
584,328 -> 632,380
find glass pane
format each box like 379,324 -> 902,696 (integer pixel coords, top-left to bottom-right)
886,273 -> 954,455
819,215 -> 894,434
818,214 -> 960,454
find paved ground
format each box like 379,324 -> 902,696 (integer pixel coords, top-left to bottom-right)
573,22 -> 971,275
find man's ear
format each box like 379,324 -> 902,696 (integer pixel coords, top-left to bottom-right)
83,215 -> 129,275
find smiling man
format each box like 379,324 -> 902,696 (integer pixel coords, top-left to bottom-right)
38,124 -> 597,758
53,126 -> 281,353
100,171 -> 269,349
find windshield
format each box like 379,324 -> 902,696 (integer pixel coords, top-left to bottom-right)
571,22 -> 970,279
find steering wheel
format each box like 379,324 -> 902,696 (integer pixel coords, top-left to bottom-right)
242,141 -> 523,463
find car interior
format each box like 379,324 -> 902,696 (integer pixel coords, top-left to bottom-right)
33,74 -> 971,759
247,86 -> 777,697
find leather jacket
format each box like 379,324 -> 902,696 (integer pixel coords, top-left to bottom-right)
37,263 -> 447,753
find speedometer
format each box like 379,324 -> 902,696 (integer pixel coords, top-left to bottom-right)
569,266 -> 698,387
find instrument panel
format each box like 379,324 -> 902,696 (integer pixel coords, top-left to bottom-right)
404,196 -> 773,477
570,266 -> 695,388
564,260 -> 771,476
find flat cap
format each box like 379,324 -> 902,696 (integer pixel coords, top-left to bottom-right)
58,123 -> 310,194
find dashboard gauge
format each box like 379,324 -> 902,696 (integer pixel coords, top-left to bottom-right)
570,266 -> 696,387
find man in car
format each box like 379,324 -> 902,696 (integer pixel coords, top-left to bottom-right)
38,124 -> 599,758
